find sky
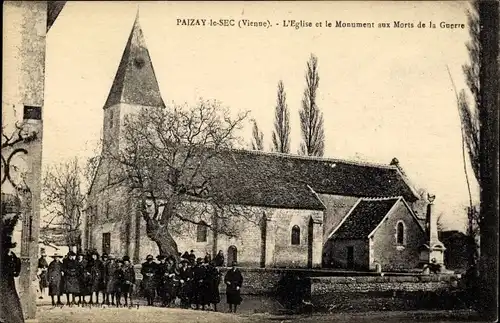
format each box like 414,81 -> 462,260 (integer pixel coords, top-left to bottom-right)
24,1 -> 478,231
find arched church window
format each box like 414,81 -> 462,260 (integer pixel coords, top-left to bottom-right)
197,221 -> 207,242
396,221 -> 405,245
291,225 -> 300,245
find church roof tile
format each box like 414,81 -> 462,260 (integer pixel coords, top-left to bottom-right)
331,197 -> 400,239
202,149 -> 418,211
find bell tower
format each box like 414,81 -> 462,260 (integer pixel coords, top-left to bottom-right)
102,9 -> 165,152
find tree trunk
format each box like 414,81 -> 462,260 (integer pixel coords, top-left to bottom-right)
144,217 -> 180,262
478,2 -> 499,320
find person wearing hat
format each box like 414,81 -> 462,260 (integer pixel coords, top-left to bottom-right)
99,253 -> 109,303
155,255 -> 169,307
62,251 -> 81,306
141,255 -> 158,306
113,258 -> 126,306
188,250 -> 196,266
178,259 -> 193,308
165,256 -> 181,307
47,253 -> 64,306
104,254 -> 119,306
206,260 -> 221,311
120,256 -> 136,307
224,261 -> 243,313
214,250 -> 224,267
192,257 -> 207,310
37,249 -> 49,299
77,253 -> 90,305
87,251 -> 103,305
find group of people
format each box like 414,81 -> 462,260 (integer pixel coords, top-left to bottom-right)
37,249 -> 243,313
38,250 -> 136,307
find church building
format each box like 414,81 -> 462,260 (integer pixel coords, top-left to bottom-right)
84,14 -> 430,270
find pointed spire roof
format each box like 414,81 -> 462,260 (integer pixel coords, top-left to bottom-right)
104,12 -> 165,109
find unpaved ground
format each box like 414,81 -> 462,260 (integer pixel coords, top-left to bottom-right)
37,306 -> 482,323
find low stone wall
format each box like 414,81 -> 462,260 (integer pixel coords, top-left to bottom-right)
311,274 -> 455,295
310,274 -> 464,311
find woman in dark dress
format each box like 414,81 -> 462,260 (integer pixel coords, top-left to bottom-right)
192,258 -> 207,310
178,259 -> 193,308
47,253 -> 64,306
120,256 -> 136,307
141,255 -> 158,306
114,260 -> 125,306
87,251 -> 103,304
224,261 -> 243,313
105,255 -> 119,306
100,253 -> 109,304
63,251 -> 82,305
77,253 -> 90,305
206,261 -> 221,311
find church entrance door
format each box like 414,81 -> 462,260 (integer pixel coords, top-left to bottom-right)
227,245 -> 237,266
346,246 -> 354,269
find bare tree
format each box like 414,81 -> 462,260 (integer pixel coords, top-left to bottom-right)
42,158 -> 87,248
272,80 -> 291,153
299,54 -> 324,156
84,139 -> 102,192
445,1 -> 481,278
251,119 -> 264,151
106,99 -> 258,259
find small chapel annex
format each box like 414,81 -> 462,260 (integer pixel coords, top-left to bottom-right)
84,14 -> 430,271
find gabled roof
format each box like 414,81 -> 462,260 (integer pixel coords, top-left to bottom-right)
103,12 -> 165,109
198,150 -> 327,210
89,147 -> 419,211
204,149 -> 420,207
330,197 -> 400,239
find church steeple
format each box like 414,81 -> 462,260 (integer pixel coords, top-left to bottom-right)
104,11 -> 165,109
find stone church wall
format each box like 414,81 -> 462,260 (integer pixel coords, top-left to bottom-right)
326,239 -> 369,270
371,201 -> 427,271
88,184 -> 134,257
90,199 -> 324,268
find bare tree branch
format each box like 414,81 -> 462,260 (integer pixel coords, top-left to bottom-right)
41,157 -> 88,247
105,99 -> 254,257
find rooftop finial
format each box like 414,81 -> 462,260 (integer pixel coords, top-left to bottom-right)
135,4 -> 140,24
